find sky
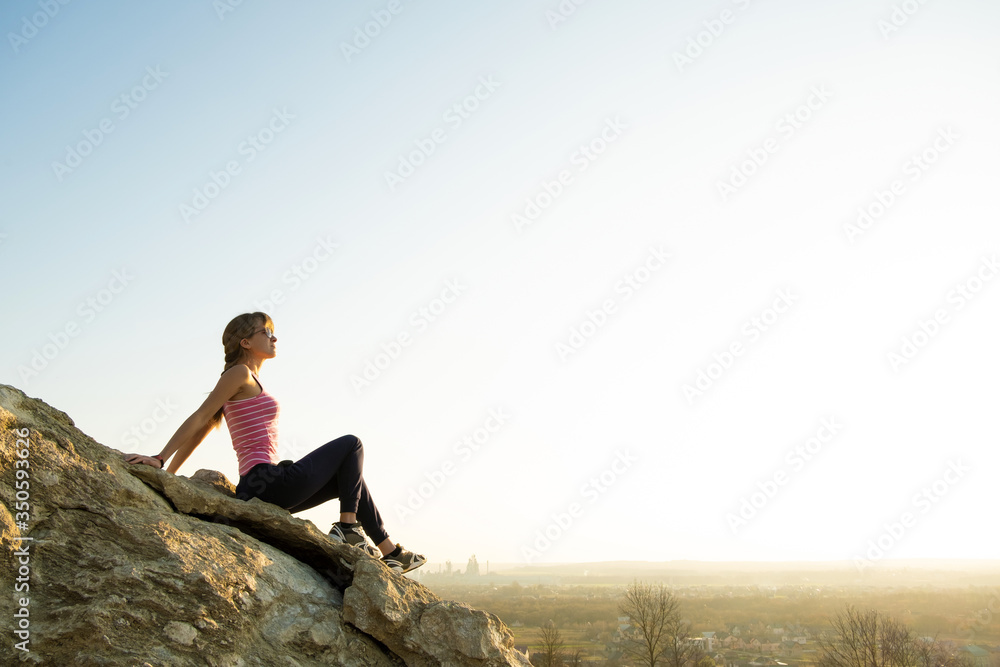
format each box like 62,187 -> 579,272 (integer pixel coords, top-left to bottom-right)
2,0 -> 998,569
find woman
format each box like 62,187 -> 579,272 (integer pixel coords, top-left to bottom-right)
124,311 -> 425,574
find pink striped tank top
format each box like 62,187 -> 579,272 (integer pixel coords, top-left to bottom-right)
223,371 -> 280,476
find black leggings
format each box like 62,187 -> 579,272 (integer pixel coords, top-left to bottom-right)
233,434 -> 389,545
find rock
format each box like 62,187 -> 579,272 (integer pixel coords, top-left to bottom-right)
191,468 -> 237,497
0,384 -> 530,666
344,560 -> 529,666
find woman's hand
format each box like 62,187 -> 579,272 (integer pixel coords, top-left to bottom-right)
124,453 -> 163,469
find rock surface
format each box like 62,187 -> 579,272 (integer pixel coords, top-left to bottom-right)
0,384 -> 530,666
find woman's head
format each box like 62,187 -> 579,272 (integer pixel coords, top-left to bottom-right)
221,312 -> 276,374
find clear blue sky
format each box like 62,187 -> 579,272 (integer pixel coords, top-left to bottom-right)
2,0 -> 998,567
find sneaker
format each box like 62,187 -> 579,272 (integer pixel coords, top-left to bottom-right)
381,544 -> 427,574
329,522 -> 381,558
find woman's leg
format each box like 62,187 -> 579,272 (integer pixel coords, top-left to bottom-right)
286,472 -> 390,548
354,478 -> 391,551
242,434 -> 363,512
255,434 -> 391,547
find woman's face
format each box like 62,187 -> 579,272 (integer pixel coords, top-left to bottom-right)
244,322 -> 277,359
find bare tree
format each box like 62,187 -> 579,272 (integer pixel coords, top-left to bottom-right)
913,636 -> 975,667
818,606 -> 919,667
619,580 -> 698,667
661,616 -> 703,667
537,620 -> 564,667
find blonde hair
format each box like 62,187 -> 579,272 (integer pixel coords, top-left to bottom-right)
209,312 -> 274,428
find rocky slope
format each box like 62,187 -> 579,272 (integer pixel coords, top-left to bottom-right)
0,384 -> 530,666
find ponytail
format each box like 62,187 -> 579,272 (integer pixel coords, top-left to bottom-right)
209,311 -> 273,428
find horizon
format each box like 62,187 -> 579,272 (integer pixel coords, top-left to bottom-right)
3,1 -> 999,566
420,557 -> 1000,571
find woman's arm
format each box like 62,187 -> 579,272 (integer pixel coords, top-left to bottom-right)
156,409 -> 221,473
124,365 -> 250,473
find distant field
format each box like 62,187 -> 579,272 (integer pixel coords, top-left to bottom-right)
418,572 -> 1000,659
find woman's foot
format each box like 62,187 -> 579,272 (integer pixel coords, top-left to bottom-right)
329,522 -> 380,558
381,544 -> 427,574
